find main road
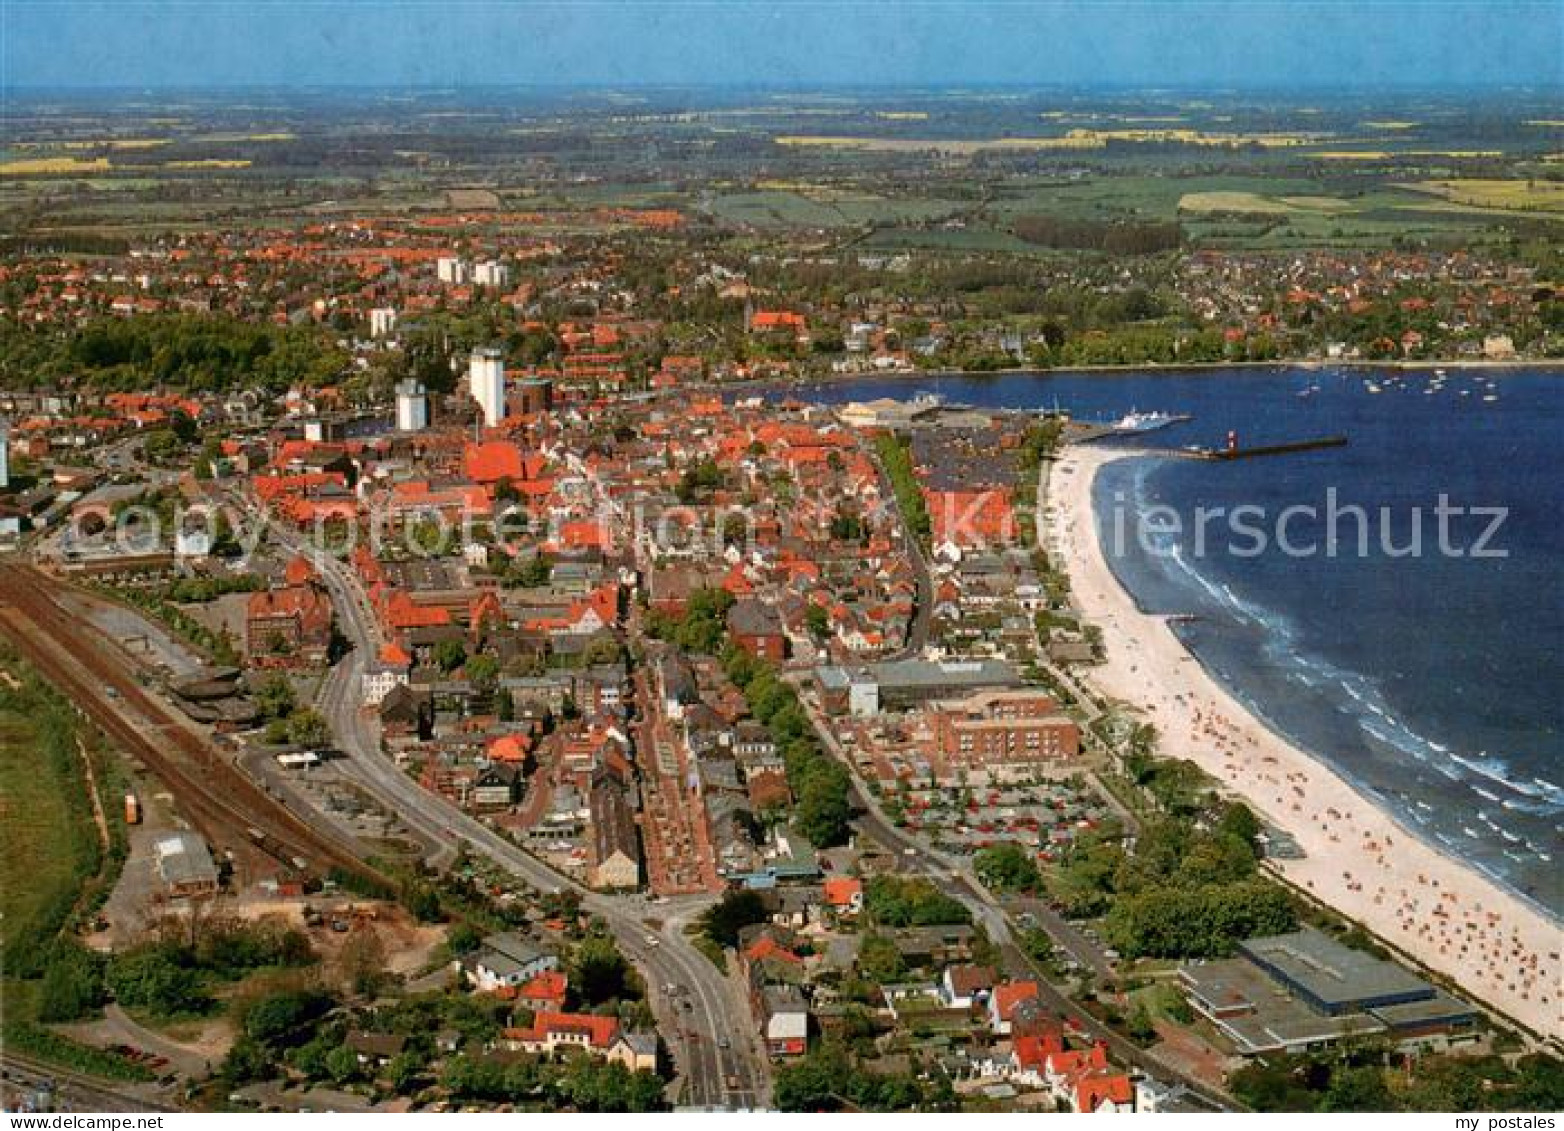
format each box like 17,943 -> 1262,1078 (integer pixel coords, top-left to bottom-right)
268,516 -> 769,1109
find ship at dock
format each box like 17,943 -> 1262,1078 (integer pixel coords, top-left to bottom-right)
1112,409 -> 1190,434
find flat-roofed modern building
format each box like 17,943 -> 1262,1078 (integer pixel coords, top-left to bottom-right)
1238,928 -> 1432,1015
815,658 -> 1022,716
1180,927 -> 1479,1056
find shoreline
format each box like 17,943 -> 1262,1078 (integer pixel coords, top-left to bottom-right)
1047,442 -> 1562,1043
740,356 -> 1564,395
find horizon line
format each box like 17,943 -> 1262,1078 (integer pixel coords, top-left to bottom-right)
5,79 -> 1563,95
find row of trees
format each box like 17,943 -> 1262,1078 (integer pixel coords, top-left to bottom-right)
723,647 -> 854,848
1104,879 -> 1295,959
973,842 -> 1043,894
1233,1046 -> 1564,1113
1012,215 -> 1183,255
2,670 -> 123,979
874,433 -> 931,544
441,1052 -> 668,1112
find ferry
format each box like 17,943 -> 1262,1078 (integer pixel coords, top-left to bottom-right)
1112,410 -> 1188,434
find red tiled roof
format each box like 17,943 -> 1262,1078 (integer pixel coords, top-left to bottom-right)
506,1010 -> 619,1049
1074,1071 -> 1132,1112
1013,1032 -> 1065,1070
378,640 -> 412,667
516,969 -> 568,1006
247,586 -> 329,624
462,440 -> 525,484
744,935 -> 802,965
823,877 -> 862,907
751,311 -> 806,331
992,981 -> 1040,1021
284,555 -> 317,586
382,590 -> 452,630
488,734 -> 532,764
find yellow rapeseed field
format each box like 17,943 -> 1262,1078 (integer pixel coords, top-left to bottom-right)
0,156 -> 112,175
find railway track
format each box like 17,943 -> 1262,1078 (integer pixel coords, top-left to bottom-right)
1,1052 -> 178,1114
0,562 -> 386,891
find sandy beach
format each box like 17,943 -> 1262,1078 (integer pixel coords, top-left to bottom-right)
1048,443 -> 1562,1042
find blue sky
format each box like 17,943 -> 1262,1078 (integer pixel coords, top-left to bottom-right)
2,1 -> 1559,90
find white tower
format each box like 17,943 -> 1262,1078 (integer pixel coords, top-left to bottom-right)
0,419 -> 9,490
473,260 -> 509,288
369,308 -> 398,338
395,379 -> 428,432
468,348 -> 506,427
436,256 -> 469,285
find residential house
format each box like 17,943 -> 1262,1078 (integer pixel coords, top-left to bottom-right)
760,984 -> 809,1058
821,876 -> 863,917
940,964 -> 996,1010
728,598 -> 788,661
463,932 -> 559,993
989,980 -> 1040,1035
514,970 -> 569,1013
362,640 -> 413,706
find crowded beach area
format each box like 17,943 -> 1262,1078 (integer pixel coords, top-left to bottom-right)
1047,442 -> 1562,1043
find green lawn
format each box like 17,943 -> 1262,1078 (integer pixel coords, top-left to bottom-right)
0,677 -> 99,957
0,652 -> 144,1080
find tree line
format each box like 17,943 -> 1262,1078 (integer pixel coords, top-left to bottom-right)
1012,215 -> 1183,255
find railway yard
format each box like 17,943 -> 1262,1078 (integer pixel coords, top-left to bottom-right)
0,562 -> 386,891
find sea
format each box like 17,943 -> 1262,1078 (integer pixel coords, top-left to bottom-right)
787,366 -> 1564,919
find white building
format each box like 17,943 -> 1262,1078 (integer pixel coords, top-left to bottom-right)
436,256 -> 469,284
847,674 -> 880,717
473,260 -> 510,288
461,931 -> 559,992
395,379 -> 428,432
0,419 -> 9,490
369,307 -> 398,338
361,643 -> 412,706
174,527 -> 212,559
468,347 -> 506,426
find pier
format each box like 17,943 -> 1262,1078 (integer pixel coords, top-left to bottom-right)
1182,432 -> 1348,461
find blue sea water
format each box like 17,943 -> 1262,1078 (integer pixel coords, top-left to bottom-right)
793,367 -> 1564,918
